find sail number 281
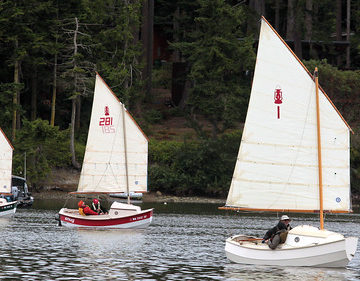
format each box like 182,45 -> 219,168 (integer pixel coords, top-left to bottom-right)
99,117 -> 115,133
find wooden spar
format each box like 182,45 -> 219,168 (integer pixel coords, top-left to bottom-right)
121,104 -> 130,205
218,206 -> 351,214
314,67 -> 324,230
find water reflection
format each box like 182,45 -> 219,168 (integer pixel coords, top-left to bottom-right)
0,203 -> 358,280
223,263 -> 360,281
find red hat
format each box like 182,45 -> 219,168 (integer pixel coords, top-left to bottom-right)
78,200 -> 85,208
93,198 -> 99,204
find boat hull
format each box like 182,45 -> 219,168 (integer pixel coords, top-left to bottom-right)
58,207 -> 153,229
225,229 -> 358,268
0,201 -> 17,217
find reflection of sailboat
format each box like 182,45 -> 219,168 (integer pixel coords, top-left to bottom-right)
58,73 -> 152,228
220,17 -> 358,267
0,128 -> 16,216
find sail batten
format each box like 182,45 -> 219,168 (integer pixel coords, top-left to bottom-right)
226,18 -> 351,213
77,74 -> 148,194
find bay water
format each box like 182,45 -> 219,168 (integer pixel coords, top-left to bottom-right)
0,201 -> 359,280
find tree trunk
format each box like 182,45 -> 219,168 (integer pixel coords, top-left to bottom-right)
12,39 -> 19,141
305,0 -> 312,40
141,0 -> 153,102
51,51 -> 57,126
274,0 -> 280,31
250,0 -> 265,16
31,68 -> 38,121
346,0 -> 350,69
173,7 -> 180,62
70,98 -> 80,169
70,17 -> 81,169
287,0 -> 302,59
75,96 -> 81,131
286,0 -> 295,40
336,0 -> 342,66
16,90 -> 21,130
305,0 -> 314,57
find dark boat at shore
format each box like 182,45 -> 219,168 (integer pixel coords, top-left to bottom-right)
11,175 -> 34,207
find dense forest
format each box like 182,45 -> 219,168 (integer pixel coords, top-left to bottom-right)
1,0 -> 360,198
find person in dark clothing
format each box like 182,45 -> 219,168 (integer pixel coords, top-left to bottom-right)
262,215 -> 292,249
91,198 -> 107,214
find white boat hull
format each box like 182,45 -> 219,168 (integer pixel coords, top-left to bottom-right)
0,200 -> 17,217
225,225 -> 358,268
58,202 -> 153,229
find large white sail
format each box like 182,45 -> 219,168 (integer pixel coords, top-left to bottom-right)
77,74 -> 148,193
226,18 -> 351,212
0,129 -> 13,194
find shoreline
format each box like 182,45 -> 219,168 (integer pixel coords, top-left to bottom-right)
31,190 -> 227,204
31,190 -> 360,207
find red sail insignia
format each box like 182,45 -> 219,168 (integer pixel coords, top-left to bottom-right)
274,87 -> 282,104
274,86 -> 283,119
99,105 -> 115,133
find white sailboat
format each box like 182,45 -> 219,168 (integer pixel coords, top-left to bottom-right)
220,17 -> 358,267
0,128 -> 17,216
58,73 -> 152,228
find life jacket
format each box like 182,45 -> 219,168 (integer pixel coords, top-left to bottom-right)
83,205 -> 99,215
78,207 -> 85,216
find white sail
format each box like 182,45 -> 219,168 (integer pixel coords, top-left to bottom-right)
226,18 -> 351,212
77,74 -> 148,193
0,129 -> 13,194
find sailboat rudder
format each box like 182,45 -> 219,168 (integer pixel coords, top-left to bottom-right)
345,236 -> 358,261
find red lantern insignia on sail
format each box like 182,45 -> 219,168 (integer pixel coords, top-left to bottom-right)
274,86 -> 283,119
99,106 -> 115,133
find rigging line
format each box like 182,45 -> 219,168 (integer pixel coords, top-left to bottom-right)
95,162 -> 110,189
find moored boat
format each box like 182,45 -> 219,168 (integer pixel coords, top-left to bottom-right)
0,128 -> 17,217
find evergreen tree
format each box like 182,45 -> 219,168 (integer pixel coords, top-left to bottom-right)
84,0 -> 144,111
172,0 -> 255,138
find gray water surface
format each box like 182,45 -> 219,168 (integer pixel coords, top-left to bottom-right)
0,201 -> 359,280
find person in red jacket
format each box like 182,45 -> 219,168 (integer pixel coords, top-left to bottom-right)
78,200 -> 99,216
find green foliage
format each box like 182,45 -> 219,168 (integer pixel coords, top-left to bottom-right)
149,130 -> 242,196
84,0 -> 144,109
12,119 -> 71,188
152,63 -> 172,89
350,133 -> 360,195
171,0 -> 255,137
0,83 -> 20,129
304,60 -> 360,124
143,109 -> 164,124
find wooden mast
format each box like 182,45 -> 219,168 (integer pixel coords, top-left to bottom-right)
314,67 -> 324,230
121,104 -> 130,205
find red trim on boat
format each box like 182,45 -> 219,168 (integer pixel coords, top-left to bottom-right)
60,209 -> 153,227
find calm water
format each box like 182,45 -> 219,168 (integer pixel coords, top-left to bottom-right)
0,201 -> 359,280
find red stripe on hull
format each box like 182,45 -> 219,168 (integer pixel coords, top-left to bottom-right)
60,209 -> 153,227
